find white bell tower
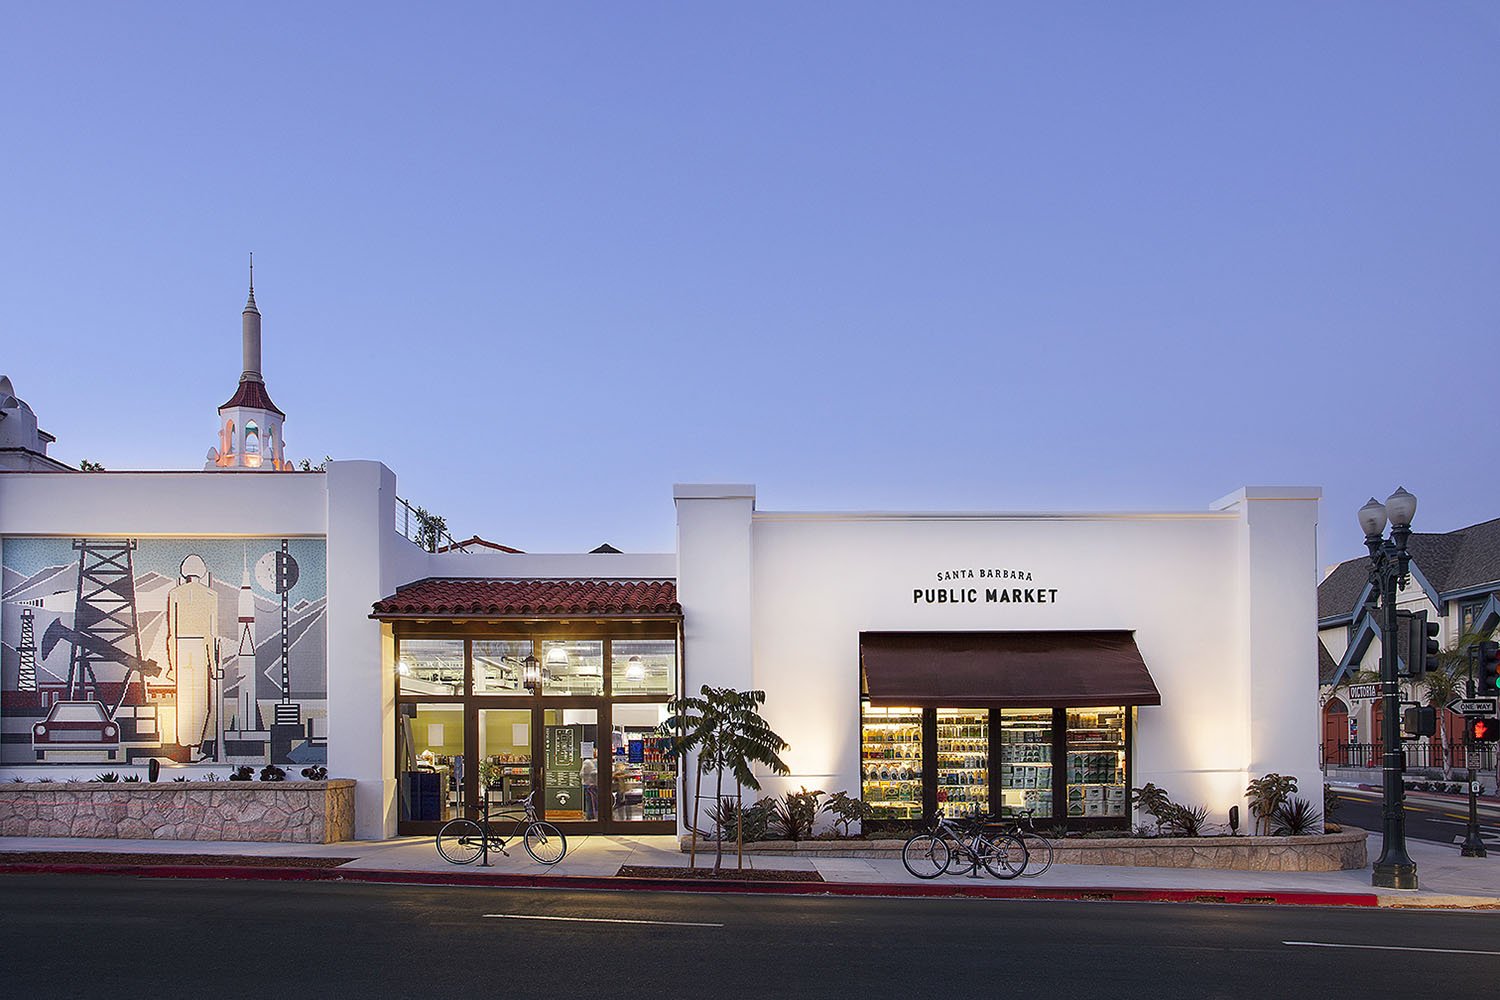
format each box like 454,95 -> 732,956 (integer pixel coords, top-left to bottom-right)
206,255 -> 291,471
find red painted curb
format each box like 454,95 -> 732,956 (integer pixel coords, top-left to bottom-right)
0,862 -> 1379,907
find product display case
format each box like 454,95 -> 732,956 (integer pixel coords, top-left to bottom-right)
998,708 -> 1052,818
935,709 -> 987,815
861,705 -> 923,821
1066,707 -> 1127,818
638,735 -> 677,821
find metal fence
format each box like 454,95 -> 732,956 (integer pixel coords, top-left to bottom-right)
1322,741 -> 1499,773
395,495 -> 466,553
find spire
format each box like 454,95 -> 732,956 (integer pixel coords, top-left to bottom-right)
241,253 -> 263,382
244,252 -> 259,315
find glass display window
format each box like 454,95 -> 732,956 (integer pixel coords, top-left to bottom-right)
541,639 -> 604,696
935,709 -> 988,817
609,702 -> 676,822
472,639 -> 533,695
611,639 -> 676,696
398,702 -> 465,823
998,708 -> 1053,819
397,639 -> 464,696
861,705 -> 923,821
1066,707 -> 1127,819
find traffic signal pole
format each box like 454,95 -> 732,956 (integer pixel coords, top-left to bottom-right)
1462,651 -> 1488,858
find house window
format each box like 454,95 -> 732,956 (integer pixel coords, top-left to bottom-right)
1461,600 -> 1487,636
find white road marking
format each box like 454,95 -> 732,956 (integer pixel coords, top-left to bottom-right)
1285,941 -> 1500,957
485,913 -> 723,928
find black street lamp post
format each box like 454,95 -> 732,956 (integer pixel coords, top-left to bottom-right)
1359,487 -> 1419,890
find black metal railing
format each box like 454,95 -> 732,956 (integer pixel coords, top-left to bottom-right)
1323,741 -> 1497,772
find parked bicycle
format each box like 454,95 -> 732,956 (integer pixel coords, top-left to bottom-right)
436,791 -> 567,866
902,810 -> 1027,880
995,808 -> 1053,878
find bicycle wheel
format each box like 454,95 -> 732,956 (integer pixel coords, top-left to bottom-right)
901,833 -> 952,879
436,819 -> 485,865
978,832 -> 1028,880
523,821 -> 567,865
1018,832 -> 1052,878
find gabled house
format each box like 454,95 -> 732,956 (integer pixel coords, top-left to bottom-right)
1318,517 -> 1500,771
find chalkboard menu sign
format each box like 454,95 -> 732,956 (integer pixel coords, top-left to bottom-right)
545,725 -> 584,819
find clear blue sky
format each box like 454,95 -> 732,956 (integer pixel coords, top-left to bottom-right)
3,3 -> 1496,567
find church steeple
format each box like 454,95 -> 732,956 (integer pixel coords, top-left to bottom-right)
206,256 -> 290,472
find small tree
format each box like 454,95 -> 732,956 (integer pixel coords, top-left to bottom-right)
660,686 -> 789,874
822,790 -> 874,838
78,459 -> 105,471
412,506 -> 448,552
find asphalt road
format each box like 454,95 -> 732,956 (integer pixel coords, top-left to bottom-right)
3,874 -> 1497,999
1333,787 -> 1500,847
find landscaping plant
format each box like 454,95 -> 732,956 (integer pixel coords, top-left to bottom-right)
769,786 -> 825,841
821,790 -> 874,838
1245,773 -> 1298,835
1271,796 -> 1322,836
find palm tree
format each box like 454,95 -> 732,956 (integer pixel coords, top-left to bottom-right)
660,686 -> 789,874
1422,663 -> 1463,780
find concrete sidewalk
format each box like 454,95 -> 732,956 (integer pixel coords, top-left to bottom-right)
2,827 -> 1499,908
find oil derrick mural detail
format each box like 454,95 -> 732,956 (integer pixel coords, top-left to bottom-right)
0,536 -> 327,766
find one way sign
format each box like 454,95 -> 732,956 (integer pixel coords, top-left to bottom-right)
1449,698 -> 1498,716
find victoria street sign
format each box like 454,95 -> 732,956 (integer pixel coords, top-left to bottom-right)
1449,698 -> 1498,716
1349,683 -> 1380,701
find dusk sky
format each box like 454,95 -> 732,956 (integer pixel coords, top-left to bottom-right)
2,4 -> 1496,567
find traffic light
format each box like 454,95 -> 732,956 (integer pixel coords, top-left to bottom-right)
1403,706 -> 1436,738
1467,717 -> 1500,743
1407,610 -> 1440,676
1478,641 -> 1500,696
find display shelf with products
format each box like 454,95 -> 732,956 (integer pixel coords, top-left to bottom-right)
935,709 -> 988,815
639,735 -> 677,821
861,705 -> 924,820
998,708 -> 1053,817
1065,707 -> 1127,818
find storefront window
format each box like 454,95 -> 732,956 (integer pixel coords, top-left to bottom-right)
541,639 -> 604,696
478,708 -> 533,812
861,705 -> 923,821
1066,707 -> 1127,819
472,639 -> 532,695
543,708 -> 599,820
397,639 -> 464,696
936,709 -> 987,816
611,639 -> 676,696
998,708 -> 1052,818
398,702 -> 464,823
609,702 -> 676,822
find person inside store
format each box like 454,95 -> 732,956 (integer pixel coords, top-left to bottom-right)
581,754 -> 598,820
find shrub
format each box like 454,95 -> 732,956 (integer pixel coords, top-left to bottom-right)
1271,796 -> 1321,836
171,777 -> 190,783
300,766 -> 328,781
259,765 -> 287,782
228,766 -> 253,782
822,790 -> 875,838
122,774 -> 142,783
93,772 -> 120,783
8,776 -> 25,783
707,796 -> 775,843
768,786 -> 825,841
1246,774 -> 1298,835
1131,783 -> 1173,835
1160,803 -> 1211,837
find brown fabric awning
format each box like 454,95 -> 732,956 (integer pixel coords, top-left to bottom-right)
860,631 -> 1161,708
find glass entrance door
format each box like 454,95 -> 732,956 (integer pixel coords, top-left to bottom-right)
477,707 -> 534,814
542,707 -> 599,823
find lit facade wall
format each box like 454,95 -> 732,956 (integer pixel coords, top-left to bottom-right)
675,484 -> 1322,830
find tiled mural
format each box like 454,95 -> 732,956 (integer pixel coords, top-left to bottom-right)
1,537 -> 327,766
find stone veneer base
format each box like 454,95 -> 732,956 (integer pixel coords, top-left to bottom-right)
681,830 -> 1368,872
0,780 -> 356,844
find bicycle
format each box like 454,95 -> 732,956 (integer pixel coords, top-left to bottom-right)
901,810 -> 1027,880
436,791 -> 567,866
995,808 -> 1053,878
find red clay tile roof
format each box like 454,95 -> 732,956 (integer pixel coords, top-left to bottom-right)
371,578 -> 680,618
220,378 -> 285,418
